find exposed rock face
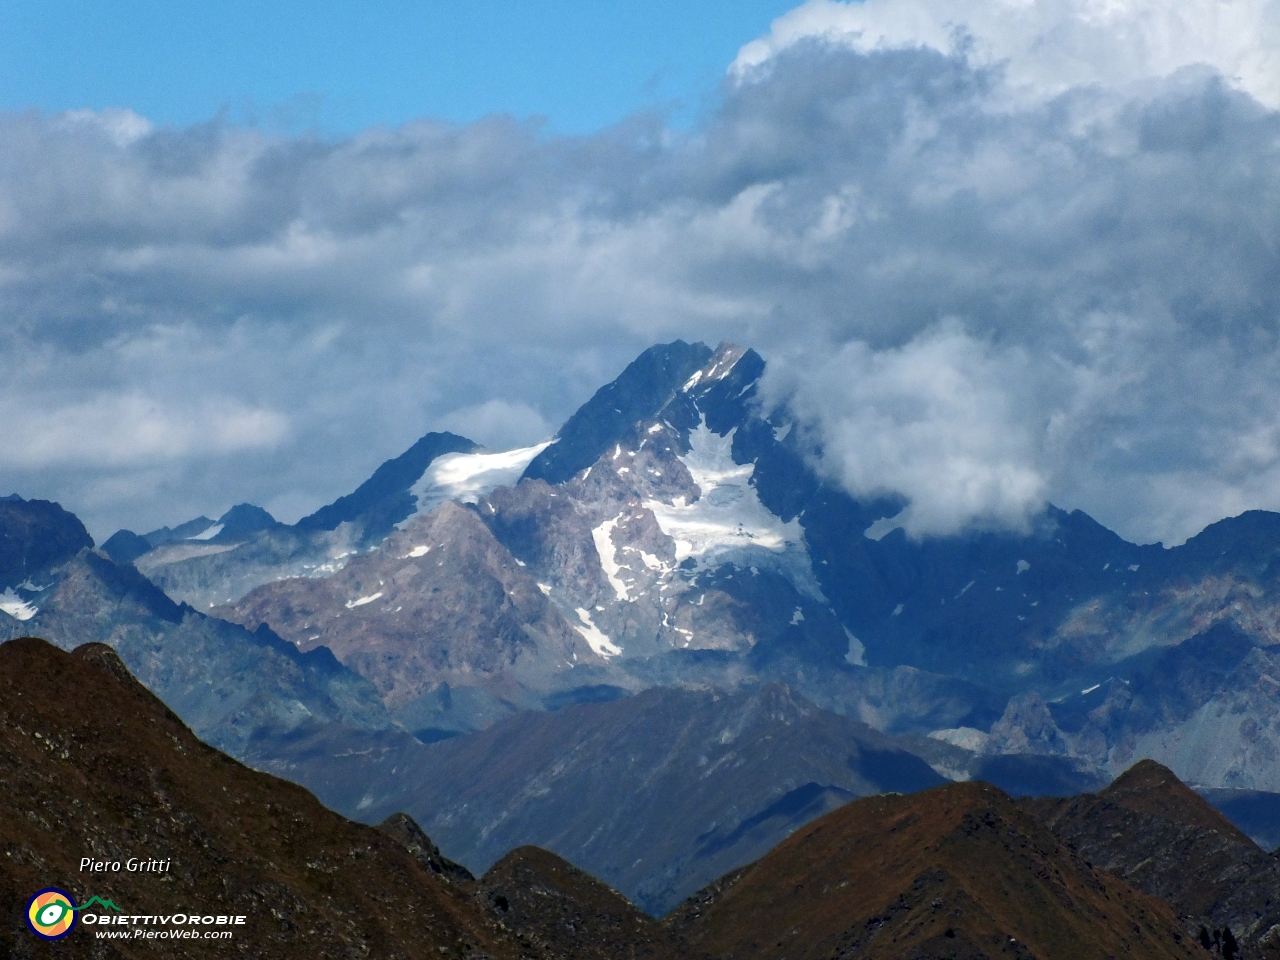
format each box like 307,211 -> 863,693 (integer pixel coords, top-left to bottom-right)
106,503 -> 281,578
1128,645 -> 1280,790
490,344 -> 834,667
166,339 -> 1280,801
0,496 -> 92,589
201,502 -> 281,542
988,622 -> 1280,791
522,340 -> 713,486
0,637 -> 526,959
668,780 -> 1202,960
987,692 -> 1071,755
99,528 -> 152,564
217,501 -> 612,730
244,684 -> 947,917
137,524 -> 365,612
55,338 -> 1280,798
1024,760 -> 1280,953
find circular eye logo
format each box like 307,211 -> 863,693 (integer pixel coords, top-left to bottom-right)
27,888 -> 77,939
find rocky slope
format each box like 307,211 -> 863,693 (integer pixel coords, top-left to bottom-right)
218,501 -> 617,734
0,495 -> 93,624
668,780 -> 1203,960
477,847 -> 693,960
0,637 -> 526,959
1025,759 -> 1280,953
0,499 -> 391,758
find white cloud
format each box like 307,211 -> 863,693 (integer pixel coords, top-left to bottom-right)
0,394 -> 288,469
767,325 -> 1050,537
733,0 -> 1280,107
0,0 -> 1278,546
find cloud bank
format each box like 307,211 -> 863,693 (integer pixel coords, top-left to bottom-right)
735,0 -> 1280,106
1,0 -> 1278,545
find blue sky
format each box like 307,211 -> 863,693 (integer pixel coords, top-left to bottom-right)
0,1 -> 798,133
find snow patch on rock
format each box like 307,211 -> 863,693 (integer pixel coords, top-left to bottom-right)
844,628 -> 866,666
574,607 -> 622,658
405,441 -> 552,522
592,515 -> 631,602
930,727 -> 991,753
0,588 -> 37,621
645,421 -> 823,597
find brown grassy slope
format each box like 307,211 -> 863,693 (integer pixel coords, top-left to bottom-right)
667,780 -> 1202,960
476,846 -> 700,960
1024,759 -> 1280,951
0,636 -> 525,960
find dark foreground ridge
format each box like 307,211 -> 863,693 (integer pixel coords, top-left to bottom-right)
3,634 -> 1276,959
668,780 -> 1202,960
1024,759 -> 1280,953
477,846 -> 694,960
0,637 -> 523,958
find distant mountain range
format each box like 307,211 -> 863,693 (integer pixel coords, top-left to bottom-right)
3,636 -> 1273,957
9,338 -> 1280,932
244,683 -> 948,916
0,496 -> 391,759
196,341 -> 1280,789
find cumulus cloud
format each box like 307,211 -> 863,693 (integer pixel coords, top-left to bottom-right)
767,325 -> 1050,537
733,0 -> 1280,107
0,0 -> 1278,546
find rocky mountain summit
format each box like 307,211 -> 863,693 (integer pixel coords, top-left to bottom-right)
186,340 -> 1280,803
477,847 -> 694,960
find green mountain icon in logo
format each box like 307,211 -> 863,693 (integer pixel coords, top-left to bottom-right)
73,896 -> 121,912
